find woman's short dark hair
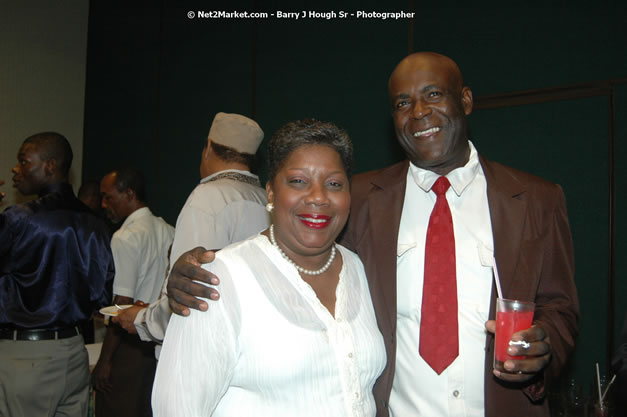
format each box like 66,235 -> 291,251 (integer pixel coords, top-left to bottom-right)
267,119 -> 353,182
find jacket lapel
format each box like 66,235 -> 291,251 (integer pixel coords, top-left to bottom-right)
480,156 -> 527,300
359,160 -> 409,334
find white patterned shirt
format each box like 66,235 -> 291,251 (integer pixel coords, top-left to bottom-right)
169,169 -> 269,266
153,234 -> 386,417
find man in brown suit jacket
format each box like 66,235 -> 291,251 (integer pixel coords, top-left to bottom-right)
343,158 -> 577,417
165,52 -> 579,417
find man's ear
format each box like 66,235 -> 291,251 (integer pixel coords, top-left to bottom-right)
125,187 -> 136,201
461,86 -> 473,116
43,159 -> 57,177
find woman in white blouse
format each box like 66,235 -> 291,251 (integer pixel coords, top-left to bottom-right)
152,119 -> 386,417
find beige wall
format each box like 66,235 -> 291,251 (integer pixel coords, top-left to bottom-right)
0,1 -> 89,205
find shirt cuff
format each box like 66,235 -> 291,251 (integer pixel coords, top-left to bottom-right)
133,307 -> 153,342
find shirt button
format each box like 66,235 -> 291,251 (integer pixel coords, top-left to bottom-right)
348,352 -> 353,358
354,392 -> 360,399
453,390 -> 460,397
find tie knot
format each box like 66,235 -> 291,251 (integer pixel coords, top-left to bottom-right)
432,176 -> 451,196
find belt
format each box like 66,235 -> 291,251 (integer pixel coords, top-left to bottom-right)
0,326 -> 82,341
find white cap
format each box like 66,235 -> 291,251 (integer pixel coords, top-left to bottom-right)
208,112 -> 264,154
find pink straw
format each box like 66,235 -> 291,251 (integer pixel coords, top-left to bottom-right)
492,257 -> 503,299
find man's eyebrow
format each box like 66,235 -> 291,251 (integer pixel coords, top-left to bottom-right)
393,85 -> 443,99
392,92 -> 411,100
421,84 -> 440,92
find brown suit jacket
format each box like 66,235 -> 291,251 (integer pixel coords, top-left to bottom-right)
340,155 -> 579,417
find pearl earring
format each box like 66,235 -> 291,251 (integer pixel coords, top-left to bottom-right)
266,203 -> 274,213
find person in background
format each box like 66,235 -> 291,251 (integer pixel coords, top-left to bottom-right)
152,119 -> 386,416
78,178 -> 115,343
0,132 -> 114,417
78,179 -> 102,212
166,52 -> 579,417
114,113 -> 268,351
92,167 -> 174,417
78,178 -> 118,236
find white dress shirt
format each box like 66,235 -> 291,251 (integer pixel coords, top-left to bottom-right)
111,206 -> 174,304
133,170 -> 269,345
152,234 -> 386,417
391,142 -> 494,417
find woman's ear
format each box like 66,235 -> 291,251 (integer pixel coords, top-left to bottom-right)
265,181 -> 274,204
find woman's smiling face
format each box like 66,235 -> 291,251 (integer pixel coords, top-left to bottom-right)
266,144 -> 350,264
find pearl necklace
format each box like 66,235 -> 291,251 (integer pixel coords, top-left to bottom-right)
269,224 -> 336,275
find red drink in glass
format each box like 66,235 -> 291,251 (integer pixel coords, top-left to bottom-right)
494,298 -> 535,372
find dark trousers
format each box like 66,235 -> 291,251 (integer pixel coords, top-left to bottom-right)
95,333 -> 156,417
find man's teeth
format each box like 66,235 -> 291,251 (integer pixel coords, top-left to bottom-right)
413,127 -> 441,137
299,217 -> 328,223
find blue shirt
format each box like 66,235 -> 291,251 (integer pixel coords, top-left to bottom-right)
0,182 -> 115,329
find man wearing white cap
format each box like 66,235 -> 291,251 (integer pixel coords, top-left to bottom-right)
113,112 -> 269,348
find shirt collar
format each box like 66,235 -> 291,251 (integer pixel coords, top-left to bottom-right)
408,140 -> 480,196
38,182 -> 73,198
119,206 -> 151,229
200,169 -> 258,184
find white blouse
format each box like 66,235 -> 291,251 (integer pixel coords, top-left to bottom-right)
152,234 -> 386,417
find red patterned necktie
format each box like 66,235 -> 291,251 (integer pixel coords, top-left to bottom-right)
419,176 -> 459,375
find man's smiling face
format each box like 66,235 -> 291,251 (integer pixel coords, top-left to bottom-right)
388,52 -> 473,175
